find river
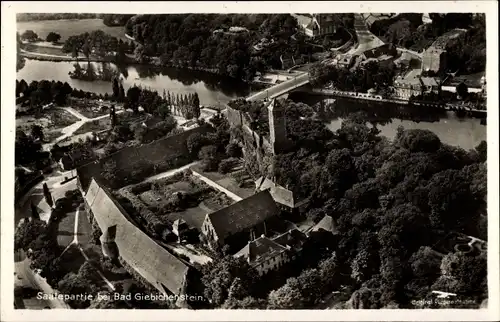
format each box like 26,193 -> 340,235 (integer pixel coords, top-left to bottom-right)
289,94 -> 486,151
17,60 -> 252,106
17,60 -> 485,151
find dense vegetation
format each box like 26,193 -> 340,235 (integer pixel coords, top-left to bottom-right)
62,30 -> 135,65
124,14 -> 322,80
309,60 -> 396,94
214,100 -> 488,309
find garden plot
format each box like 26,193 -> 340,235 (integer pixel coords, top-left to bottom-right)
132,173 -> 235,231
16,108 -> 80,134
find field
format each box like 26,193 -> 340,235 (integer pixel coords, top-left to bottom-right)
16,108 -> 80,137
23,43 -> 67,56
17,19 -> 128,42
190,161 -> 255,199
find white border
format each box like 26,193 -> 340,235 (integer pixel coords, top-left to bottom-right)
1,1 -> 499,321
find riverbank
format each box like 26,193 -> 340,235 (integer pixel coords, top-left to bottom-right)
309,88 -> 487,116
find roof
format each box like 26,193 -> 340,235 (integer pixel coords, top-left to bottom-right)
421,77 -> 439,87
292,14 -> 314,28
443,72 -> 485,88
312,215 -> 338,234
272,228 -> 308,250
235,235 -> 288,265
85,179 -> 190,296
255,176 -> 303,208
77,125 -> 213,191
206,190 -> 279,241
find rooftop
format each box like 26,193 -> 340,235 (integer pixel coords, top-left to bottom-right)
206,190 -> 279,241
235,234 -> 289,265
311,215 -> 338,234
85,178 -> 190,296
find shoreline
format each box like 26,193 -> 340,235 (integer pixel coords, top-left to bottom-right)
20,54 -> 272,89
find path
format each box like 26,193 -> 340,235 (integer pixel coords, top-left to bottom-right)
347,14 -> 386,56
191,169 -> 243,202
15,251 -> 70,309
43,107 -> 123,151
123,161 -> 200,189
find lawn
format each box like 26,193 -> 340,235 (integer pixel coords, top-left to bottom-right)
16,108 -> 80,137
17,19 -> 128,42
56,210 -> 77,248
70,100 -> 117,119
23,44 -> 67,56
73,118 -> 111,135
190,162 -> 256,199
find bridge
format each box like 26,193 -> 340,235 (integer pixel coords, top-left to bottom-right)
246,72 -> 310,101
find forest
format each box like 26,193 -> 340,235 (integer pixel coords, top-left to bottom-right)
203,100 -> 487,309
124,14 -> 322,80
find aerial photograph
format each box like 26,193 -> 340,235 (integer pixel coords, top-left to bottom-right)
12,11 -> 488,311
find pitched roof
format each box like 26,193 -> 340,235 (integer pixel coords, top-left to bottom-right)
421,77 -> 439,87
255,176 -> 296,208
272,228 -> 308,250
312,215 -> 338,234
206,190 -> 279,241
85,179 -> 190,296
77,125 -> 213,191
235,235 -> 288,265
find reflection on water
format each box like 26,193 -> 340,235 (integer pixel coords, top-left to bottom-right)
289,93 -> 486,151
17,60 -> 251,106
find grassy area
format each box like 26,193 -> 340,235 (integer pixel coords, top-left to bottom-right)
44,130 -> 63,142
73,118 -> 111,135
190,162 -> 255,199
23,44 -> 67,56
16,108 -> 80,134
17,19 -> 128,42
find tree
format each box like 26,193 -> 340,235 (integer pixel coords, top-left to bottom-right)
118,83 -> 125,102
267,278 -> 304,309
112,78 -> 120,100
186,132 -> 206,156
408,246 -> 441,280
199,145 -> 220,171
21,30 -> 38,42
30,124 -> 45,142
14,217 -> 47,251
201,256 -> 257,307
475,140 -> 486,163
42,182 -> 53,208
57,272 -> 92,308
101,160 -> 118,185
30,202 -> 40,220
225,142 -> 241,158
46,32 -> 61,43
456,82 -> 468,99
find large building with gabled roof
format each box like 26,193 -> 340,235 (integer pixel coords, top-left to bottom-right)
83,178 -> 196,306
201,190 -> 280,250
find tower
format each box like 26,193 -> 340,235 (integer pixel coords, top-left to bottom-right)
267,98 -> 288,154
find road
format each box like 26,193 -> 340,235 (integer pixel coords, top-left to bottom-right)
246,72 -> 311,101
15,250 -> 70,309
347,13 -> 386,56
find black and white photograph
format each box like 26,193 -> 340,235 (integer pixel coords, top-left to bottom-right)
1,1 -> 499,321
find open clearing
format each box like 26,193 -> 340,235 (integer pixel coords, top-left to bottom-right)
17,19 -> 128,42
